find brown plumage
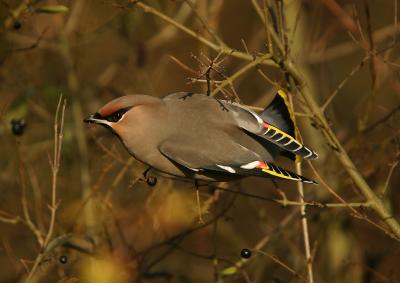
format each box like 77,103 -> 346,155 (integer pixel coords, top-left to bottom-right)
84,92 -> 318,184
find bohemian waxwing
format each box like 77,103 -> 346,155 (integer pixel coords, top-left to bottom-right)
84,91 -> 318,184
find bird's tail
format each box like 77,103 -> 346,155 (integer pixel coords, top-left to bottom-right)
260,90 -> 297,138
234,161 -> 318,184
259,90 -> 318,161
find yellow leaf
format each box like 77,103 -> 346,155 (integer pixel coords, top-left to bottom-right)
221,266 -> 237,276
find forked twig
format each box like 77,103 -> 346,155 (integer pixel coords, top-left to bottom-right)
25,96 -> 66,282
132,1 -> 277,67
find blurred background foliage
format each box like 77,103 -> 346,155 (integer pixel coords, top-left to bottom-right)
0,0 -> 400,282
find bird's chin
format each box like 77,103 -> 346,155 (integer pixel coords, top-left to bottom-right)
100,123 -> 120,138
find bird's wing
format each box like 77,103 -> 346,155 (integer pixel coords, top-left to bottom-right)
225,92 -> 318,160
163,91 -> 318,160
159,139 -> 317,184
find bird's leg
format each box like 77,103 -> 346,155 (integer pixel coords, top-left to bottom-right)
194,180 -> 205,224
142,166 -> 152,178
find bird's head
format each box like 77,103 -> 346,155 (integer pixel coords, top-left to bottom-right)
83,95 -> 162,137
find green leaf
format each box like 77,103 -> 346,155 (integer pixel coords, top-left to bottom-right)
221,266 -> 238,276
36,5 -> 69,14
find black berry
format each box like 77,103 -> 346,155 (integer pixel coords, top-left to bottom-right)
59,255 -> 68,264
11,119 -> 26,136
146,176 -> 157,187
13,20 -> 22,30
240,248 -> 252,259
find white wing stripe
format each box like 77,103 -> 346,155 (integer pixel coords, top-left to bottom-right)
216,164 -> 236,173
240,161 -> 260,169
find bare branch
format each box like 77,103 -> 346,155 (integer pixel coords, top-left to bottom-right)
132,1 -> 277,67
25,96 -> 66,282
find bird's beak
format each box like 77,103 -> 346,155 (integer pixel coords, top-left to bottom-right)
83,113 -> 111,127
83,114 -> 99,124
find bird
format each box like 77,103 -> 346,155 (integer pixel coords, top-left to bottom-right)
84,91 -> 318,184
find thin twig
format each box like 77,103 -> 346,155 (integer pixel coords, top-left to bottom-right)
169,55 -> 198,75
2,0 -> 30,29
0,211 -> 21,225
380,157 -> 399,197
362,104 -> 400,133
25,96 -> 66,282
288,76 -> 314,283
321,55 -> 369,111
182,0 -> 226,47
196,184 -> 370,208
221,210 -> 298,279
250,0 -> 285,53
359,0 -> 378,130
296,162 -> 314,283
393,0 -> 399,45
307,161 -> 397,239
279,0 -> 314,275
132,1 -> 277,67
16,140 -> 44,246
210,53 -> 273,97
257,250 -> 306,282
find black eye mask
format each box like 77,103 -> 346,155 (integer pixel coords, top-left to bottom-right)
96,108 -> 131,123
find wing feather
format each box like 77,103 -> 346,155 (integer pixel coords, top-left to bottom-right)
225,94 -> 318,160
159,139 -> 317,184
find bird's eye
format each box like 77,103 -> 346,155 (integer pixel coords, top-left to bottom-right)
107,112 -> 121,122
106,109 -> 128,122
113,112 -> 121,121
